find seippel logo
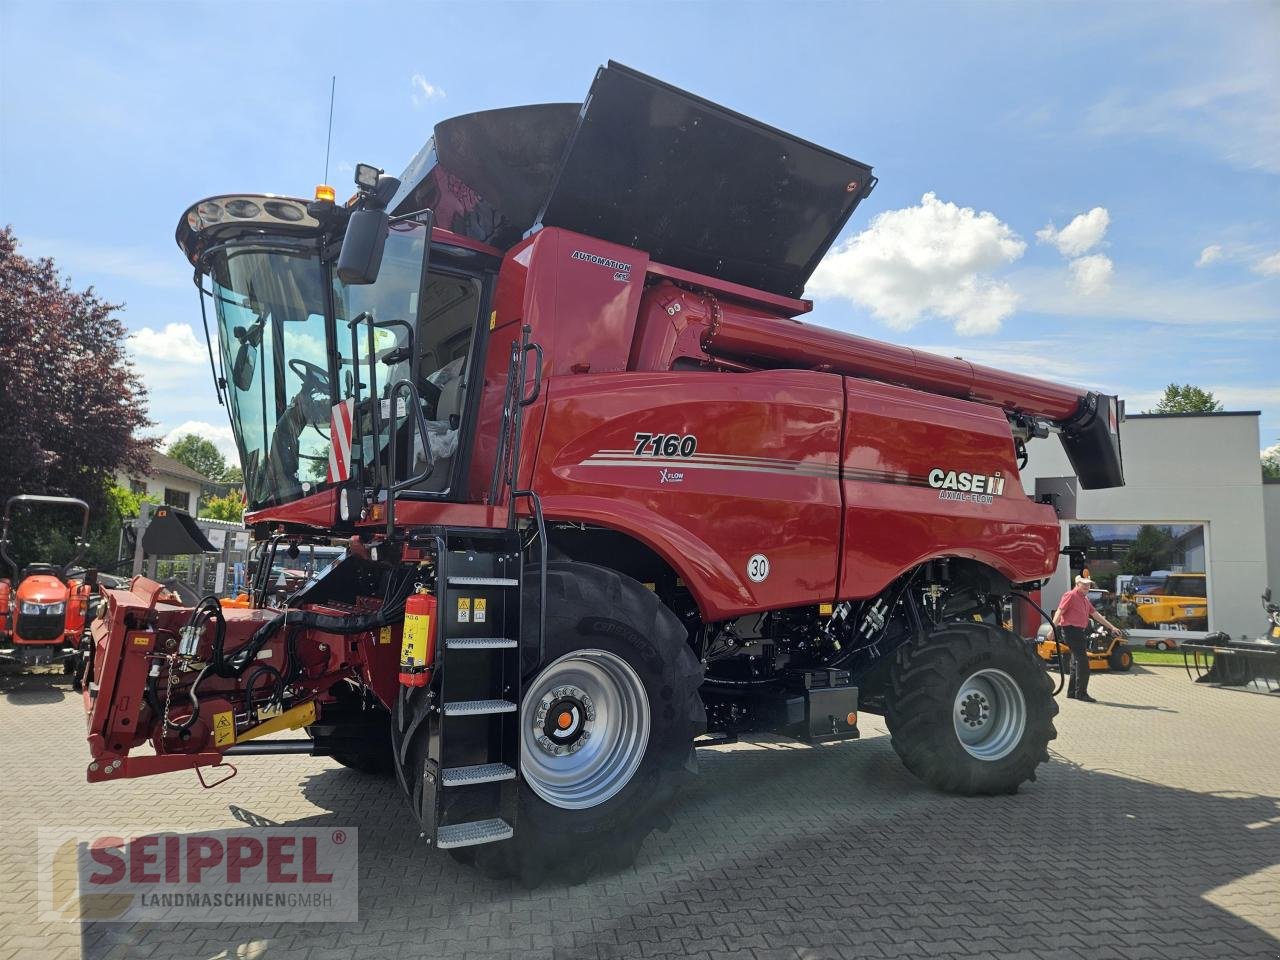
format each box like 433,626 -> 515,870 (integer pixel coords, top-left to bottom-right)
927,468 -> 1006,496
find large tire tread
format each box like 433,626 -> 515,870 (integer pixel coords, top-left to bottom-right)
884,621 -> 1057,796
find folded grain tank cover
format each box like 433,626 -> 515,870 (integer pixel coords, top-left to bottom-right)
392,62 -> 875,299
142,506 -> 218,557
536,62 -> 876,299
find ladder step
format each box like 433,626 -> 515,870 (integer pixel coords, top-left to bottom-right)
441,762 -> 517,787
448,576 -> 519,587
436,818 -> 514,849
442,699 -> 517,716
446,637 -> 517,650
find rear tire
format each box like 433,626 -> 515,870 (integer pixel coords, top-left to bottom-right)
1109,644 -> 1134,672
884,621 -> 1056,795
471,562 -> 705,885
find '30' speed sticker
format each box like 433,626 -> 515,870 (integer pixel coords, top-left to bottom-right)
746,554 -> 770,583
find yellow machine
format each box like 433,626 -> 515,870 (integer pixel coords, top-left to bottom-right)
1036,623 -> 1133,672
1129,573 -> 1207,630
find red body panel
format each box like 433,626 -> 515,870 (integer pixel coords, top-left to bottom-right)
247,223 -> 1081,623
838,380 -> 1059,598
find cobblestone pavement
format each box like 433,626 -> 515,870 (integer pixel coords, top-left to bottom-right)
1,664 -> 1277,960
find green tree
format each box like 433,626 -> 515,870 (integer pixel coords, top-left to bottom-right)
1120,525 -> 1176,576
166,434 -> 228,482
0,227 -> 153,570
200,490 -> 244,523
1263,443 -> 1280,481
1150,384 -> 1224,414
222,465 -> 244,486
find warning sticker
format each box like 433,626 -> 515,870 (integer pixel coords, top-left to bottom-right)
474,598 -> 487,624
213,711 -> 236,747
457,597 -> 471,624
401,613 -> 430,667
378,626 -> 392,645
132,635 -> 150,646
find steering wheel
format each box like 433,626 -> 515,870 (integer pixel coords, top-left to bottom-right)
288,358 -> 330,394
287,358 -> 332,444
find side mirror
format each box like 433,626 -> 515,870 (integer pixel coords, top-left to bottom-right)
1264,588 -> 1273,603
337,208 -> 390,285
232,341 -> 257,391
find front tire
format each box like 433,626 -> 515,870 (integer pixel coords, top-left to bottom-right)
884,622 -> 1057,795
472,562 -> 704,884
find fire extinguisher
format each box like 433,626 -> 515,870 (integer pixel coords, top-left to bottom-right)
399,587 -> 437,687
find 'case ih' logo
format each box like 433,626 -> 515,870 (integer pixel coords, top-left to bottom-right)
571,250 -> 632,282
927,468 -> 1006,496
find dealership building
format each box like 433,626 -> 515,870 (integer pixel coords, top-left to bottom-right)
1022,411 -> 1278,641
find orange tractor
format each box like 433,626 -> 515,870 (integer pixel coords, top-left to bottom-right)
0,495 -> 97,671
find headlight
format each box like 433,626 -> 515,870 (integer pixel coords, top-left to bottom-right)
20,601 -> 65,616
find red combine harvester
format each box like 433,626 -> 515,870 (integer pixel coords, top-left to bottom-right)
1,495 -> 96,670
83,63 -> 1124,881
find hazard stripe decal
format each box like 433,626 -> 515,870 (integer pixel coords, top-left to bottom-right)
327,398 -> 355,483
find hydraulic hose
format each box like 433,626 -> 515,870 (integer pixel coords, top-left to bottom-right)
1012,591 -> 1067,697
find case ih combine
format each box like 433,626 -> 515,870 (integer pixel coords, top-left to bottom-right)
82,63 -> 1124,881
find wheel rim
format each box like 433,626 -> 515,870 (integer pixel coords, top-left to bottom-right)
952,668 -> 1027,762
520,648 -> 651,810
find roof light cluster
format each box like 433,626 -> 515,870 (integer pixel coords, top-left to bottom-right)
186,195 -> 312,233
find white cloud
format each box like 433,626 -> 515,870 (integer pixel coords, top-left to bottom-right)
127,323 -> 206,364
1085,67 -> 1280,176
1069,254 -> 1114,296
1036,207 -> 1110,258
1012,264 -> 1279,326
1196,244 -> 1224,267
807,192 -> 1026,336
163,421 -> 240,468
410,74 -> 445,107
1263,442 -> 1279,462
1253,252 -> 1280,276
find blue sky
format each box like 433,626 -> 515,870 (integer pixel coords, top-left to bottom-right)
2,1 -> 1277,465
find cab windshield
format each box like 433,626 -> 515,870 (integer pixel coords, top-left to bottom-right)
207,219 -> 452,511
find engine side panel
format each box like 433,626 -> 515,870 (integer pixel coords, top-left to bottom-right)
839,378 -> 1061,598
531,370 -> 845,619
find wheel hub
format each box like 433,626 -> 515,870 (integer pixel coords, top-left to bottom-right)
952,668 -> 1027,762
520,649 -> 651,810
534,685 -> 596,756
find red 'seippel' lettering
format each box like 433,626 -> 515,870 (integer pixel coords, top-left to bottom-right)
87,837 -> 125,885
186,836 -> 222,883
301,836 -> 333,883
267,835 -> 297,883
129,835 -> 161,883
226,836 -> 263,883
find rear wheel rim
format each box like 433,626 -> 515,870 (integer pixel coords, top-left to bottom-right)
521,649 -> 651,810
953,668 -> 1027,761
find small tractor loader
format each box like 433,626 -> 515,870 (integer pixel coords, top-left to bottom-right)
1,495 -> 96,670
80,63 -> 1126,882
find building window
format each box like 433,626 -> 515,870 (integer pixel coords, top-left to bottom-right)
1067,522 -> 1209,635
164,488 -> 191,511
129,479 -> 147,496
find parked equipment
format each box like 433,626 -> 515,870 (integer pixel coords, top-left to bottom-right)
1183,588 -> 1280,691
81,63 -> 1127,882
1036,621 -> 1133,672
0,495 -> 95,669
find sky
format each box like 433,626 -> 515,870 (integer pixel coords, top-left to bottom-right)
2,1 -> 1277,468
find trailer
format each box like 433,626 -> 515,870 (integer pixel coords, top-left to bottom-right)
82,63 -> 1125,882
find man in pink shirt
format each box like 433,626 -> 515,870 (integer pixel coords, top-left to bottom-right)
1052,575 -> 1121,702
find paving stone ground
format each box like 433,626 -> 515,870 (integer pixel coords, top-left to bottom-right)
1,664 -> 1277,960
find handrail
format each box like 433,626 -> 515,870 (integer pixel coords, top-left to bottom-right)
385,378 -> 435,538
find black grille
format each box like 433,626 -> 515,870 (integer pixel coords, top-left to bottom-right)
16,612 -> 65,643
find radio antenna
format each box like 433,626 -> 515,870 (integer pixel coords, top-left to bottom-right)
323,75 -> 336,184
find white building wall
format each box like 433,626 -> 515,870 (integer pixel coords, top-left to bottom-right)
1264,482 -> 1280,594
1021,413 -> 1267,640
114,472 -> 204,512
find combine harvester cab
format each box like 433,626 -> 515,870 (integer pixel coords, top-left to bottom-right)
84,62 -> 1125,882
